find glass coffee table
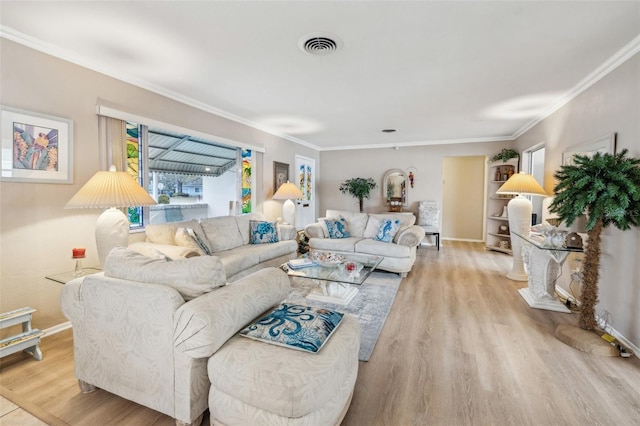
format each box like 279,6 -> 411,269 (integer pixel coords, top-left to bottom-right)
283,252 -> 383,305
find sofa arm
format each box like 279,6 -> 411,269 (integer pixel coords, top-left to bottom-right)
128,241 -> 201,259
60,276 -> 87,322
304,223 -> 326,239
277,224 -> 297,241
173,267 -> 291,358
395,225 -> 426,247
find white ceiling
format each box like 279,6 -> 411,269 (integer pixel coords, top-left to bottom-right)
1,1 -> 639,151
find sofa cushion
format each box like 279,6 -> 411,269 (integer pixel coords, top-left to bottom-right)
375,218 -> 402,242
324,217 -> 350,239
239,303 -> 343,353
325,210 -> 368,238
104,246 -> 226,300
363,213 -> 415,240
250,220 -> 279,244
309,236 -> 361,253
174,267 -> 291,358
175,227 -> 211,255
208,314 -> 360,418
235,212 -> 266,245
256,240 -> 298,263
201,216 -> 244,252
145,219 -> 204,246
215,247 -> 262,279
355,238 -> 412,258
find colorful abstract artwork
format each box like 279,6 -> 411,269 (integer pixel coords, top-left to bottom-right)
242,149 -> 252,213
298,164 -> 313,201
1,107 -> 73,183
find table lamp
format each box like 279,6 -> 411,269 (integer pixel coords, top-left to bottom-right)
273,181 -> 303,227
65,165 -> 157,267
496,172 -> 548,281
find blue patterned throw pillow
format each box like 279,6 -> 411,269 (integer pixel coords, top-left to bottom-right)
375,218 -> 401,243
325,217 -> 350,239
250,220 -> 279,244
239,303 -> 343,353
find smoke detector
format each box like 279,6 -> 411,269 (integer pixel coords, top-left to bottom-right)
299,32 -> 343,55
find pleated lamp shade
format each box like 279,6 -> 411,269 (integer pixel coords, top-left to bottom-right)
272,182 -> 303,200
65,166 -> 156,209
65,166 -> 156,267
273,182 -> 303,227
496,172 -> 547,196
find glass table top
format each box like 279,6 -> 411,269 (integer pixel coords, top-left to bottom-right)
45,267 -> 102,284
283,253 -> 383,285
512,231 -> 584,253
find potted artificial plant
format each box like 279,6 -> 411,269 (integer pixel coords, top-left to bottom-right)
491,148 -> 520,163
339,177 -> 377,212
549,148 -> 640,332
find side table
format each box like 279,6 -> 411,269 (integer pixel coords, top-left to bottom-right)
46,267 -> 101,284
512,231 -> 582,313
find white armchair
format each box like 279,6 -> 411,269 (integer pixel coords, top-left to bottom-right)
418,200 -> 441,250
61,247 -> 291,426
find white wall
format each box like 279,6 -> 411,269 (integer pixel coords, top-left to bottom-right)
0,39 -> 318,331
317,142 -> 514,222
514,52 -> 640,349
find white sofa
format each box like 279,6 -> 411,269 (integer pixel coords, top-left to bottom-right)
304,210 -> 425,277
129,212 -> 298,281
61,247 -> 360,426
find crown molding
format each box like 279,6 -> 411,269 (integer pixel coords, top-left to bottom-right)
513,34 -> 640,139
4,25 -> 637,151
319,135 -> 515,151
0,25 -> 319,150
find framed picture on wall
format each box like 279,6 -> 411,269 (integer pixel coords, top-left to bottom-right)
562,133 -> 616,166
1,106 -> 74,183
273,161 -> 289,194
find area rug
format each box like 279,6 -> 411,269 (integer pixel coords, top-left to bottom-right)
285,271 -> 401,361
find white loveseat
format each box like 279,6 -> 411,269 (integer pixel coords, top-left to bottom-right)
129,212 -> 298,281
304,210 -> 425,277
61,247 -> 361,426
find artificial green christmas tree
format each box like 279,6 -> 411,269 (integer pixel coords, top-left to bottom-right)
550,148 -> 640,330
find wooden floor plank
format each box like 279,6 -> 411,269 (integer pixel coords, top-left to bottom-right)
1,241 -> 639,425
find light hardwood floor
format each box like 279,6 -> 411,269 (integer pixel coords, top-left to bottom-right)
1,241 -> 639,425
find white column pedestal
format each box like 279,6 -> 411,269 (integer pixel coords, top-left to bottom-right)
519,243 -> 571,313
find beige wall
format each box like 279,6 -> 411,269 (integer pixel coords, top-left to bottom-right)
0,40 -> 318,331
514,53 -> 640,349
442,156 -> 486,241
317,142 -> 513,224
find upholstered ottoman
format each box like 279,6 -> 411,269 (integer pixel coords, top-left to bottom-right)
207,314 -> 361,425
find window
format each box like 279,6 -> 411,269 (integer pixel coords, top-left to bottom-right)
125,121 -> 250,227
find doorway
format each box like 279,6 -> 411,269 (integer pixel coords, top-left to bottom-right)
442,156 -> 486,241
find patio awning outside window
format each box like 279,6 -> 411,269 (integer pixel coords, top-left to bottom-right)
148,127 -> 237,177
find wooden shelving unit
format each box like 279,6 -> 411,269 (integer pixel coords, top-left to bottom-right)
486,158 -> 519,255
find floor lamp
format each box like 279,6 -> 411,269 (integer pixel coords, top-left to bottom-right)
273,181 -> 303,227
65,166 -> 157,268
496,172 -> 547,281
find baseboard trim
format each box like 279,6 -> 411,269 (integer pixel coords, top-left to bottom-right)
441,237 -> 484,243
555,286 -> 639,359
42,321 -> 72,337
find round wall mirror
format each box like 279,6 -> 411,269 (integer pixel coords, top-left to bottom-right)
383,169 -> 406,207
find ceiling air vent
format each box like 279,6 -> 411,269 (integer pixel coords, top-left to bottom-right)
299,32 -> 343,56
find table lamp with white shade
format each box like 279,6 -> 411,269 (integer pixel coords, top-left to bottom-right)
272,181 -> 303,227
496,172 -> 548,281
65,166 -> 157,267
